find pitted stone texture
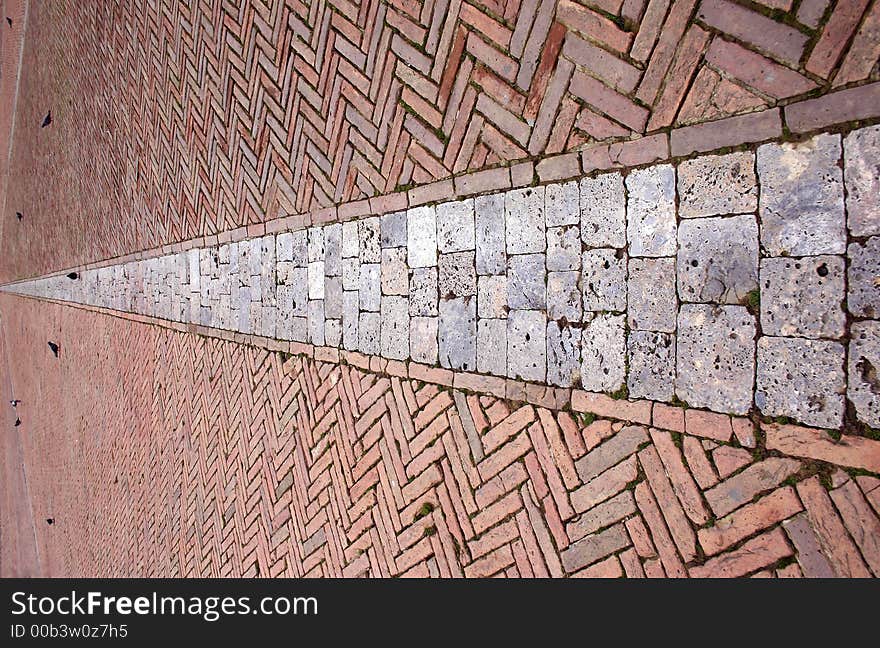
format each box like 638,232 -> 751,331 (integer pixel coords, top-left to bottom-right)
677,305 -> 755,415
677,215 -> 758,304
678,151 -> 757,218
380,211 -> 407,248
324,276 -> 343,319
308,300 -> 325,346
359,312 -> 381,355
760,256 -> 845,339
478,319 -> 507,376
547,271 -> 582,322
628,257 -> 676,333
359,263 -> 381,311
844,125 -> 880,236
286,269 -> 309,316
628,331 -> 675,402
409,267 -> 438,317
505,187 -> 545,254
342,221 -> 359,258
325,319 -> 342,348
381,296 -> 409,360
343,291 -> 359,350
758,133 -> 845,256
359,217 -> 381,263
407,206 -> 438,268
582,248 -> 627,313
437,199 -> 476,253
439,252 -> 477,298
308,227 -> 325,262
547,226 -> 580,271
581,313 -> 626,392
410,317 -> 438,365
439,296 -> 477,371
324,224 -> 342,276
341,258 -> 360,291
475,193 -> 506,275
626,164 -> 676,257
848,237 -> 880,319
546,180 -> 579,227
581,172 -> 626,248
849,321 -> 880,428
756,337 -> 845,428
381,247 -> 409,296
507,310 -> 546,382
478,275 -> 508,319
508,254 -> 546,310
547,322 -> 581,387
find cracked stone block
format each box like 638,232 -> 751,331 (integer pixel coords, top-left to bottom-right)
410,317 -> 439,364
308,261 -> 325,300
508,254 -> 546,310
628,257 -> 676,333
547,225 -> 580,271
582,248 -> 626,313
381,210 -> 407,248
359,312 -> 381,355
628,331 -> 675,401
580,313 -> 625,392
325,319 -> 342,348
408,206 -> 437,268
581,172 -> 626,248
359,263 -> 381,311
848,237 -> 880,318
439,251 -> 477,298
849,321 -> 880,428
308,227 -> 325,262
343,291 -> 359,351
308,300 -> 325,346
506,186 -> 545,254
381,296 -> 409,360
359,216 -> 381,263
508,310 -> 546,382
342,221 -> 359,258
439,297 -> 477,371
756,336 -> 845,428
547,322 -> 581,387
324,276 -> 343,319
409,267 -> 438,317
381,247 -> 409,296
342,257 -> 360,291
677,215 -> 758,304
678,151 -> 757,218
844,124 -> 880,236
676,305 -> 755,415
437,198 -> 476,252
478,319 -> 507,376
760,255 -> 845,339
758,132 -> 845,256
547,271 -> 582,322
478,275 -> 507,319
546,180 -> 579,227
324,223 -> 342,276
476,193 -> 506,275
626,164 -> 676,257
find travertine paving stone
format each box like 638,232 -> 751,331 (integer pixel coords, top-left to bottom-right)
437,199 -> 476,253
758,133 -> 845,256
581,313 -> 625,392
478,275 -> 508,319
343,291 -> 359,350
478,318 -> 507,376
359,312 -> 381,355
844,125 -> 880,236
359,217 -> 381,263
324,224 -> 342,276
508,254 -> 546,310
848,321 -> 880,428
547,271 -> 582,321
547,226 -> 580,271
308,261 -> 325,300
677,305 -> 755,414
325,319 -> 342,347
628,257 -> 676,332
439,297 -> 477,371
359,263 -> 381,311
756,336 -> 845,428
626,165 -> 676,257
547,322 -> 581,387
505,187 -> 545,254
439,252 -> 477,298
324,276 -> 343,319
848,237 -> 880,319
342,221 -> 359,258
582,249 -> 626,312
475,194 -> 506,275
581,173 -> 626,248
628,331 -> 675,401
407,206 -> 437,268
546,180 -> 579,227
678,151 -> 757,218
508,309 -> 546,381
760,256 -> 845,338
410,316 -> 438,365
381,296 -> 409,360
308,227 -> 325,262
380,211 -> 407,248
409,267 -> 438,316
677,215 -> 758,304
381,248 -> 409,296
341,257 -> 360,290
308,299 -> 325,345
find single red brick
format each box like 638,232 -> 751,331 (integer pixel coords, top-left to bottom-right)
690,527 -> 792,578
829,480 -> 880,576
785,82 -> 880,133
833,1 -> 880,87
652,403 -> 685,433
685,409 -> 733,442
670,108 -> 782,156
764,422 -> 880,473
706,38 -> 817,99
712,445 -> 752,479
806,0 -> 871,78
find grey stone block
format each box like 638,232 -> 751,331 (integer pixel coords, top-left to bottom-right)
359,216 -> 382,263
546,180 -> 579,227
760,255 -> 845,339
410,317 -> 439,364
507,310 -> 546,381
547,271 -> 582,322
342,221 -> 359,258
478,318 -> 507,376
581,172 -> 626,248
381,296 -> 409,360
582,248 -> 626,313
325,319 -> 342,347
342,257 -> 360,291
547,225 -> 580,271
580,313 -> 625,392
758,132 -> 845,256
505,186 -> 545,254
677,151 -> 757,218
276,231 -> 295,262
848,237 -> 880,318
437,198 -> 476,252
508,253 -> 546,310
756,336 -> 845,428
677,215 -> 758,304
407,206 -> 437,268
308,261 -> 325,300
849,321 -> 880,428
628,257 -> 677,333
324,223 -> 342,276
359,263 -> 381,311
626,164 -> 676,257
676,305 -> 755,415
308,227 -> 324,263
547,322 -> 581,387
324,276 -> 343,319
308,300 -> 325,346
410,267 -> 438,317
290,230 -> 308,267
439,251 -> 477,298
288,270 -> 308,316
844,124 -> 880,236
628,331 -> 675,401
476,193 -> 506,275
381,247 -> 409,296
359,312 -> 381,355
381,210 -> 407,248
343,290 -> 359,351
478,275 -> 508,319
439,297 -> 477,371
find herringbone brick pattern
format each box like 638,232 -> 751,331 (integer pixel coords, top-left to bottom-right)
4,293 -> 878,578
3,0 -> 879,282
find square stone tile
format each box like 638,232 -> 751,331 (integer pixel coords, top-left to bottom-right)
581,172 -> 625,248
547,322 -> 581,387
678,151 -> 757,218
848,237 -> 880,318
410,316 -> 439,364
381,210 -> 407,248
508,253 -> 546,310
547,271 -> 581,322
359,263 -> 381,311
439,251 -> 477,298
476,193 -> 506,275
439,296 -> 477,371
437,198 -> 476,252
582,248 -> 626,313
359,216 -> 381,263
628,257 -> 676,332
381,296 -> 409,360
627,330 -> 675,401
381,247 -> 409,296
507,310 -> 546,381
546,180 -> 579,227
626,164 -> 676,257
359,311 -> 381,355
410,267 -> 438,317
849,321 -> 880,428
758,132 -> 845,256
478,275 -> 508,319
760,255 -> 845,338
408,205 -> 438,268
676,305 -> 755,415
478,318 -> 507,376
505,186 -> 545,254
547,225 -> 580,271
844,124 -> 880,237
756,336 -> 845,428
580,313 -> 625,392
